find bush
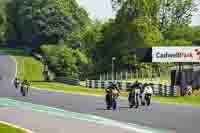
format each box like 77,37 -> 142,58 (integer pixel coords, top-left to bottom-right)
40,44 -> 78,79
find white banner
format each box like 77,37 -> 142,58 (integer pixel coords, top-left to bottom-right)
152,47 -> 200,62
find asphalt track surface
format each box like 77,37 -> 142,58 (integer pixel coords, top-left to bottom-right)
0,53 -> 200,133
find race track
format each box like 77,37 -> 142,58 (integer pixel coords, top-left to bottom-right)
0,54 -> 200,133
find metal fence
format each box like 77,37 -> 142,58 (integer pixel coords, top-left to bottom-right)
86,80 -> 179,97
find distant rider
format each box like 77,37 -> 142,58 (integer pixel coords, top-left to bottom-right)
21,80 -> 30,96
14,78 -> 20,89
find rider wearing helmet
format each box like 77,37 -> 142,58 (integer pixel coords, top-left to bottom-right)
128,81 -> 141,108
143,83 -> 153,106
14,78 -> 20,89
105,82 -> 120,110
20,80 -> 30,96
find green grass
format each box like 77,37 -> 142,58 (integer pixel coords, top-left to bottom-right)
0,123 -> 26,133
153,96 -> 200,106
31,82 -> 130,96
0,48 -> 44,81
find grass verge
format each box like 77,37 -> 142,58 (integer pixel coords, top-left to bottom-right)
31,82 -> 128,97
0,48 -> 44,81
0,122 -> 26,133
153,96 -> 200,106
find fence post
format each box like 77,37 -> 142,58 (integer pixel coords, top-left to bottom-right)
121,72 -> 123,81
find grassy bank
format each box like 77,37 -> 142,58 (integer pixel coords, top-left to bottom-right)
0,48 -> 44,81
0,123 -> 26,133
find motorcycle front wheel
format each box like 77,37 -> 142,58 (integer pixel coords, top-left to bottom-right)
135,96 -> 139,108
145,95 -> 151,106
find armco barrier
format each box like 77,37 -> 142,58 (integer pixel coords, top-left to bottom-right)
91,80 -> 95,88
85,80 -> 179,97
55,77 -> 80,85
152,84 -> 159,96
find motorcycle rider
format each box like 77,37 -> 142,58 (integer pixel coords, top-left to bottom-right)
140,83 -> 146,106
143,83 -> 153,106
105,82 -> 120,110
128,81 -> 140,108
14,78 -> 20,89
20,80 -> 30,96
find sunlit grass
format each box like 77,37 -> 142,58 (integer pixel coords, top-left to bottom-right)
0,48 -> 44,81
0,123 -> 26,133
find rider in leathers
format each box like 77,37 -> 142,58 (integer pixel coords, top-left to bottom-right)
14,78 -> 20,89
128,81 -> 141,108
105,83 -> 120,110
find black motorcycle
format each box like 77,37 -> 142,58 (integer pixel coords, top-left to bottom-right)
105,89 -> 113,110
14,81 -> 20,89
128,90 -> 139,108
145,93 -> 151,106
140,94 -> 146,106
20,84 -> 29,96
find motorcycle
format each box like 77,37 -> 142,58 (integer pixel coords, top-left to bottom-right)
145,93 -> 151,106
14,81 -> 20,89
105,90 -> 113,110
20,84 -> 29,96
140,93 -> 146,106
143,85 -> 153,106
105,88 -> 119,110
128,90 -> 139,108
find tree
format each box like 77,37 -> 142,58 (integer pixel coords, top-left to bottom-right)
163,24 -> 194,46
41,45 -> 78,79
159,0 -> 197,31
128,17 -> 163,47
6,0 -> 91,45
0,0 -> 7,43
193,26 -> 200,45
6,0 -> 73,44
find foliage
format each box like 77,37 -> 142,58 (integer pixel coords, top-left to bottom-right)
0,0 -> 8,43
40,44 -> 89,79
41,45 -> 78,79
128,17 -> 163,47
0,0 -> 199,79
0,48 -> 44,81
5,0 -> 91,45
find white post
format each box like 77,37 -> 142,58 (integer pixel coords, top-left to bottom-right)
131,71 -> 133,80
112,57 -> 116,81
126,72 -> 128,81
121,72 -> 123,81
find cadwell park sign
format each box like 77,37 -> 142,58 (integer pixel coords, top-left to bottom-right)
152,47 -> 200,63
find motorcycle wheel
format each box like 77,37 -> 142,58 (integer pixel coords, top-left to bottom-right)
106,94 -> 112,110
129,97 -> 135,108
146,97 -> 150,106
135,96 -> 139,108
141,101 -> 145,106
21,89 -> 25,96
129,102 -> 134,108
